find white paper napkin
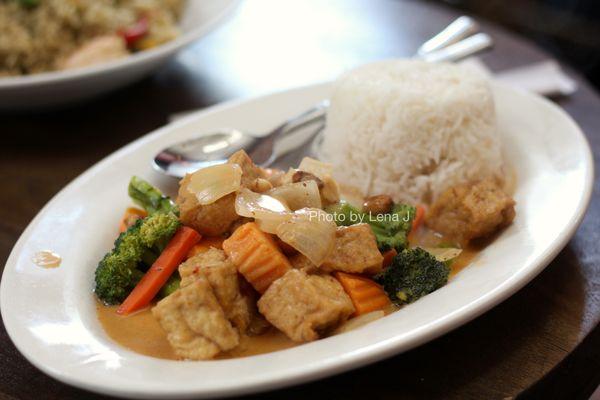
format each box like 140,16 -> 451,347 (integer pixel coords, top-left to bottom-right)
460,58 -> 577,97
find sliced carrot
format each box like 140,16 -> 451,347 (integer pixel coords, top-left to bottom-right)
411,205 -> 426,233
222,222 -> 291,293
118,207 -> 147,233
334,271 -> 391,316
117,226 -> 201,315
381,248 -> 397,269
186,236 -> 225,259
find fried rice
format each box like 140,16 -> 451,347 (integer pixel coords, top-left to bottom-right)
0,0 -> 184,76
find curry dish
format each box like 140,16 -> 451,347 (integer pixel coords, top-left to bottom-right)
94,150 -> 515,360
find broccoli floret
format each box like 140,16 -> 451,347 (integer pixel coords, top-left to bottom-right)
325,202 -> 362,227
375,247 -> 450,305
158,275 -> 181,299
17,0 -> 40,7
94,212 -> 180,305
325,202 -> 415,251
128,176 -> 177,215
140,248 -> 159,270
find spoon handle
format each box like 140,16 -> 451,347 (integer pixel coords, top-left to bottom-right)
420,33 -> 493,63
249,100 -> 329,165
268,100 -> 329,140
417,16 -> 479,56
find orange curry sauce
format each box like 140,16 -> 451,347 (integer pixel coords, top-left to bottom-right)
97,226 -> 479,360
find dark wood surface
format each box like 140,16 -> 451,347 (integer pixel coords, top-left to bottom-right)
1,0 -> 599,399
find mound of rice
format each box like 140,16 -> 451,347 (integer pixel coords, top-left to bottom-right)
0,0 -> 183,76
321,59 -> 505,205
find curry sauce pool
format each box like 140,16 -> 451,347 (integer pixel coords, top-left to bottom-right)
97,302 -> 177,360
96,238 -> 478,360
97,301 -> 297,360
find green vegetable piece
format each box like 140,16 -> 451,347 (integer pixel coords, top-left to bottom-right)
94,212 -> 180,305
375,247 -> 450,305
18,0 -> 40,7
158,275 -> 181,299
128,176 -> 177,215
140,248 -> 159,270
324,202 -> 363,226
325,201 -> 415,251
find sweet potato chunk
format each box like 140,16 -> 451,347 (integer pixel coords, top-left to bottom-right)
222,222 -> 292,293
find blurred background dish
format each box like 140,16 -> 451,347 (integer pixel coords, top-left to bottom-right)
1,0 -> 184,76
0,0 -> 239,110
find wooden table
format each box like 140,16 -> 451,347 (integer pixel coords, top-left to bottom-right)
1,0 -> 599,399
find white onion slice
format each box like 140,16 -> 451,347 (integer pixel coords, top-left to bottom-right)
297,157 -> 340,204
422,247 -> 463,262
255,217 -> 291,235
187,163 -> 242,205
298,157 -> 333,178
266,180 -> 322,210
276,208 -> 336,266
235,188 -> 292,233
320,175 -> 340,204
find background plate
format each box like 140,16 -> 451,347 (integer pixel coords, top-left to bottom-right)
0,0 -> 239,110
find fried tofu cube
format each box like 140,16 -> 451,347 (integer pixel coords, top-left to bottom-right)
258,270 -> 354,342
228,150 -> 262,188
176,180 -> 239,236
179,248 -> 251,332
289,253 -> 320,274
152,277 -> 239,360
426,178 -> 516,244
175,150 -> 267,235
320,224 -> 383,274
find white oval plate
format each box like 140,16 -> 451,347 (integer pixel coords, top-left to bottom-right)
0,0 -> 238,110
0,82 -> 593,399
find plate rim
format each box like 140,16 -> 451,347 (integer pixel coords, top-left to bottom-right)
0,81 -> 594,399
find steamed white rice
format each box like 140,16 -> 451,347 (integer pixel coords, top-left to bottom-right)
321,59 -> 506,205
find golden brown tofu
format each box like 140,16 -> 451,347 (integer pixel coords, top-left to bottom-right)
320,224 -> 384,274
176,150 -> 266,235
426,178 -> 516,244
228,150 -> 269,192
179,248 -> 252,333
289,253 -> 320,274
363,194 -> 394,215
176,180 -> 238,236
288,225 -> 383,275
152,277 -> 239,360
258,270 -> 354,342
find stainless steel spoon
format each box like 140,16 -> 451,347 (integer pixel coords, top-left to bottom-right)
154,16 -> 492,178
154,101 -> 329,177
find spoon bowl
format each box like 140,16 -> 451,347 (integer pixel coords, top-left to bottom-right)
154,101 -> 329,178
154,128 -> 257,177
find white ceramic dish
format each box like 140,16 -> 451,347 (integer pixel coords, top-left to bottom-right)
0,82 -> 593,399
0,0 -> 238,110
